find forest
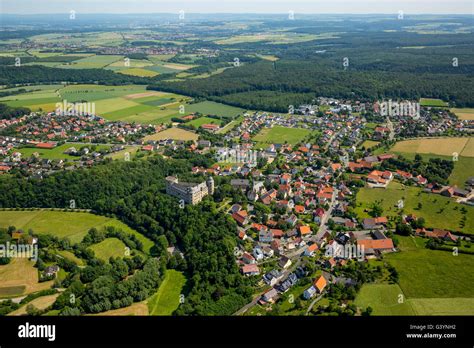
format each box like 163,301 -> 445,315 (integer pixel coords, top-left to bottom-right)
0,156 -> 253,315
151,58 -> 474,111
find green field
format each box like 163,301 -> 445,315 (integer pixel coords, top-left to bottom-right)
355,284 -> 415,315
419,98 -> 448,107
18,143 -> 111,161
355,283 -> 474,315
387,140 -> 474,188
188,117 -> 221,128
408,298 -> 474,315
56,250 -> 85,266
0,84 -> 190,125
450,108 -> 474,120
386,236 -> 474,299
143,128 -> 198,142
214,33 -> 334,45
58,55 -> 123,69
147,270 -> 186,315
117,68 -> 159,77
0,210 -> 153,251
355,236 -> 474,315
360,140 -> 380,150
390,137 -> 472,158
89,238 -> 127,261
355,181 -> 474,233
253,126 -> 311,147
186,101 -> 245,118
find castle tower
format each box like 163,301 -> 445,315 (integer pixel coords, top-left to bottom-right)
206,176 -> 215,195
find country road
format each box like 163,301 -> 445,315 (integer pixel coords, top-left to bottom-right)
315,188 -> 339,241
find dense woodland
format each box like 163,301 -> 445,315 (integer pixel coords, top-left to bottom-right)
151,59 -> 474,111
0,157 -> 252,315
0,65 -> 146,86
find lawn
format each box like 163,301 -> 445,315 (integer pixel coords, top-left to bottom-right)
253,126 -> 311,147
0,211 -> 154,251
355,283 -> 474,315
451,108 -> 474,120
386,236 -> 474,300
188,117 -> 221,128
105,146 -> 139,161
18,143 -> 111,161
360,140 -> 380,150
355,284 -> 415,315
186,101 -> 245,118
0,258 -> 53,298
355,181 -> 474,234
143,128 -> 198,141
147,270 -> 186,315
217,116 -> 245,134
89,238 -> 127,261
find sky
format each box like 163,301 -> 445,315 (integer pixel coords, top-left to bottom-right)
1,0 -> 473,15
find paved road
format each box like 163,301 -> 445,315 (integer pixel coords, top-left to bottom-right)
306,293 -> 324,315
315,188 -> 339,241
386,117 -> 395,141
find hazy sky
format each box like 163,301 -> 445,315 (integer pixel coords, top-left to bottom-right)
2,0 -> 473,14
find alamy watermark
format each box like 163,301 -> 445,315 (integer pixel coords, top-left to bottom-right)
217,145 -> 260,166
325,243 -> 365,260
55,100 -> 96,116
0,242 -> 38,261
376,100 -> 420,119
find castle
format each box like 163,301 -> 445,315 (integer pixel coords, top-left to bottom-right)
165,176 -> 214,205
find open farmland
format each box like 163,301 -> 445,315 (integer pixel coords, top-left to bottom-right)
390,137 -> 473,158
8,293 -> 60,316
0,84 -> 190,124
143,128 -> 198,141
214,33 -> 335,45
0,211 -> 153,251
0,258 -> 53,298
186,101 -> 245,118
253,126 -> 311,147
355,236 -> 474,315
355,181 -> 474,234
451,108 -> 474,120
148,270 -> 186,315
58,55 -> 123,69
355,284 -> 415,315
386,237 -> 474,300
117,68 -> 159,77
387,138 -> 474,187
